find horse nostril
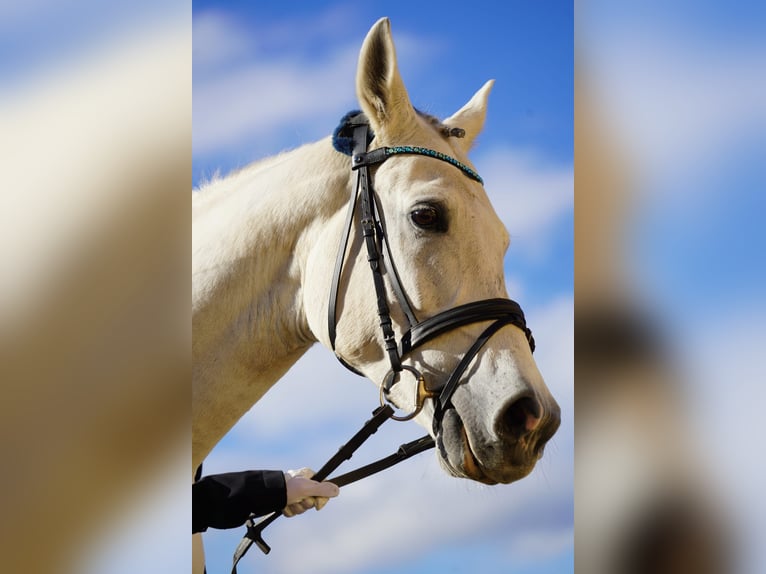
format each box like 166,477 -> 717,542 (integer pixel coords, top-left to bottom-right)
499,396 -> 542,439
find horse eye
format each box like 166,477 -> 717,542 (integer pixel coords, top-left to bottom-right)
410,206 -> 441,230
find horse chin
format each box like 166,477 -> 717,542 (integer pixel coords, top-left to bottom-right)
436,408 -> 537,485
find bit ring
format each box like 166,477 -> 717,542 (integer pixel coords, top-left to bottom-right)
380,365 -> 437,421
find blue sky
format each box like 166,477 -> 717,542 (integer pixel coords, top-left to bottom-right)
193,2 -> 573,574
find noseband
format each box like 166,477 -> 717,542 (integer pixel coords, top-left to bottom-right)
328,112 -> 535,435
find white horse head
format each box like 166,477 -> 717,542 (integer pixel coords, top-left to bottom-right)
192,18 -> 559,488
300,18 -> 560,484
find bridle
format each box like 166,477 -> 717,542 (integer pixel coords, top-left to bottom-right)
230,112 -> 535,571
328,111 -> 535,434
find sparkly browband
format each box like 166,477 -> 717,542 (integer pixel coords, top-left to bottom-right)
383,145 -> 483,184
333,111 -> 483,185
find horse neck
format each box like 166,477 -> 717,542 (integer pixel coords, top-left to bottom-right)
192,138 -> 350,465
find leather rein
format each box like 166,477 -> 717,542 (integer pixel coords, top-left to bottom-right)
230,113 -> 534,571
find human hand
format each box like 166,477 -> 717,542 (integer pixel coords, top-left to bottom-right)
283,468 -> 340,517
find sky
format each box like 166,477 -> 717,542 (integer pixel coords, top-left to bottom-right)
192,2 -> 573,574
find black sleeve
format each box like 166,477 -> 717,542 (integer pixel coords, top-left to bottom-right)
192,470 -> 287,533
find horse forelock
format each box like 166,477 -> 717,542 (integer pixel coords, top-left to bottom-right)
416,109 -> 465,140
333,108 -> 464,157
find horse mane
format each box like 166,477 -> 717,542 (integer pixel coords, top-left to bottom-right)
197,109 -> 461,200
192,146 -> 308,211
194,151 -> 289,193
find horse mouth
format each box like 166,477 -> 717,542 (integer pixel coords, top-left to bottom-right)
459,425 -> 497,485
436,407 -> 541,485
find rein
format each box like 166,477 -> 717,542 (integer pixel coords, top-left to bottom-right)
230,113 -> 534,571
231,405 -> 432,571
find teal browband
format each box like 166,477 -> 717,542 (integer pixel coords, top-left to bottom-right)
333,110 -> 483,185
383,145 -> 483,184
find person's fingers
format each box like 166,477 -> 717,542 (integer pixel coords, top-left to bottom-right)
313,481 -> 339,499
314,496 -> 329,511
283,501 -> 307,517
283,497 -> 318,517
283,470 -> 340,517
285,477 -> 340,504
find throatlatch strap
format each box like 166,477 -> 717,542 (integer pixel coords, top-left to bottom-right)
327,172 -> 360,353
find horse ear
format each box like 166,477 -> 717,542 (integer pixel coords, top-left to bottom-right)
356,18 -> 418,141
443,80 -> 494,152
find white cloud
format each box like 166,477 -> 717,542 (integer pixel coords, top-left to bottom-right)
478,147 -> 573,258
192,10 -> 254,69
510,526 -> 574,561
192,10 -> 442,158
504,274 -> 526,301
204,450 -> 571,574
192,8 -> 358,155
263,463 -> 571,574
193,46 -> 358,155
529,295 -> 574,407
683,307 -> 766,495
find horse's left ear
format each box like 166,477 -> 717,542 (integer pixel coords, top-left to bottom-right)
443,79 -> 494,152
356,18 -> 418,142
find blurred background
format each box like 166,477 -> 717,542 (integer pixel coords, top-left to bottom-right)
576,1 -> 765,573
0,1 -> 190,572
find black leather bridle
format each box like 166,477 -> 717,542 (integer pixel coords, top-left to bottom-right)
230,113 -> 535,570
328,112 -> 535,435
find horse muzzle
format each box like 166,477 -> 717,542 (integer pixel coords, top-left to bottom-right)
436,393 -> 561,484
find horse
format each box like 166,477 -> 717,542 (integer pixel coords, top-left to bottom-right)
193,17 -> 560,572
